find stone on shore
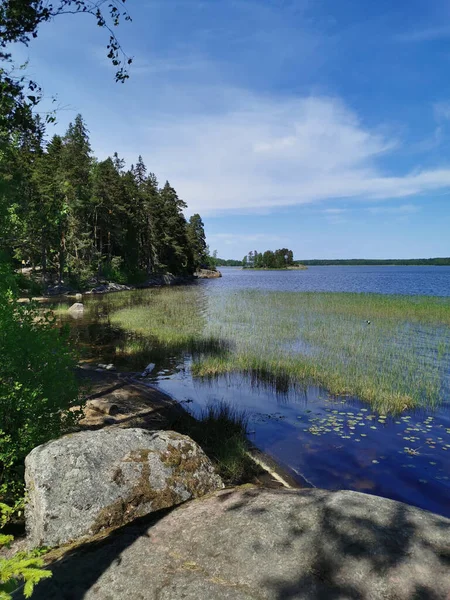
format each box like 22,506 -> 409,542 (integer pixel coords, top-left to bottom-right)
25,428 -> 223,548
67,302 -> 84,314
195,268 -> 222,278
24,487 -> 450,599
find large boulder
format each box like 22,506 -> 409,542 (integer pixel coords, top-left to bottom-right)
23,487 -> 450,599
25,428 -> 223,548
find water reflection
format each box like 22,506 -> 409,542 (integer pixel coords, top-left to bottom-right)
151,365 -> 450,518
50,268 -> 450,518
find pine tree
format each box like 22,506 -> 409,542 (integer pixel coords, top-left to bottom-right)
92,157 -> 125,272
32,134 -> 66,279
59,114 -> 93,281
158,181 -> 193,274
186,213 -> 207,270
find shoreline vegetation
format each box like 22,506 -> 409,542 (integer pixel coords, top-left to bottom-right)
243,265 -> 307,271
6,113 -> 219,301
296,258 -> 450,266
216,257 -> 450,267
62,286 -> 450,415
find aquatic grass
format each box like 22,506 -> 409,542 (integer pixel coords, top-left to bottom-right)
87,287 -> 450,414
170,400 -> 256,483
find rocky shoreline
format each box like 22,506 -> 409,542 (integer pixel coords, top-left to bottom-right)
19,269 -> 222,303
9,367 -> 450,599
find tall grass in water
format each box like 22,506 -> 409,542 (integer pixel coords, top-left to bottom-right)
173,401 -> 255,483
105,288 -> 450,413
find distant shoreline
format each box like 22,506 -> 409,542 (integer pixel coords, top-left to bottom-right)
295,259 -> 450,267
217,258 -> 450,268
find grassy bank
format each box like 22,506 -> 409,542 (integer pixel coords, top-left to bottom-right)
67,287 -> 450,414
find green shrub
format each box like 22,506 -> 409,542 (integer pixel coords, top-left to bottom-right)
0,260 -> 80,498
101,256 -> 127,284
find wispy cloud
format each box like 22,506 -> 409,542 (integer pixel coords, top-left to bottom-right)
394,26 -> 450,43
322,208 -> 347,214
208,233 -> 283,246
127,92 -> 450,215
367,204 -> 420,215
434,102 -> 450,121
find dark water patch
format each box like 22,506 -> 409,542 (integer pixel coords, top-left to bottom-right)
147,366 -> 450,518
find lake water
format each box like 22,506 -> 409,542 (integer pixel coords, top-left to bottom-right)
208,265 -> 450,296
61,266 -> 450,517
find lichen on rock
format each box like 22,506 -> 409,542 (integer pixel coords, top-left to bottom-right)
25,428 -> 223,548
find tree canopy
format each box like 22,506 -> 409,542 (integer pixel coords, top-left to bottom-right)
243,249 -> 294,269
1,113 -> 212,286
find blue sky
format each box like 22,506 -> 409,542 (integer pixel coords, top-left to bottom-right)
12,0 -> 450,259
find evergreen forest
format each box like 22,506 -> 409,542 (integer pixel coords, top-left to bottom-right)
1,114 -> 212,290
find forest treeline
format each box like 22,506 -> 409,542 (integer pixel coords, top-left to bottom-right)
1,114 -> 213,288
294,258 -> 450,266
215,258 -> 242,266
243,249 -> 294,269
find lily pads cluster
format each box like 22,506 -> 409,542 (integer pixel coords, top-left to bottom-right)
301,405 -> 450,481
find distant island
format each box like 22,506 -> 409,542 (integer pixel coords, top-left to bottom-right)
239,249 -> 307,269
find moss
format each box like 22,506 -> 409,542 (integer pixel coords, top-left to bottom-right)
111,467 -> 125,486
91,449 -> 182,535
161,442 -> 216,497
91,441 -> 217,536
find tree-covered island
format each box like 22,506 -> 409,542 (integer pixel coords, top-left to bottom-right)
242,249 -> 306,269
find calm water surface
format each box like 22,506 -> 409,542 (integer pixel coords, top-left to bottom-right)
65,266 -> 450,517
209,265 -> 450,296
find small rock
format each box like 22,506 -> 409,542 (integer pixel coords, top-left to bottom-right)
97,363 -> 116,371
141,363 -> 156,377
195,269 -> 222,279
68,303 -> 84,314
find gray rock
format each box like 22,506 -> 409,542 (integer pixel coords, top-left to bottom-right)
67,302 -> 84,313
87,282 -> 131,294
24,487 -> 450,600
195,268 -> 222,278
25,428 -> 223,548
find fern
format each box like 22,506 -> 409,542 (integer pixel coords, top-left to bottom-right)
0,505 -> 51,599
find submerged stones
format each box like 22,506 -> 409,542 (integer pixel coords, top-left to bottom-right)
25,428 -> 223,548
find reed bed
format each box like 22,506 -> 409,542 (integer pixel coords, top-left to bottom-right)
91,287 -> 450,413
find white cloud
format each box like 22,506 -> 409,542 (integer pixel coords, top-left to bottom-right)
113,92 -> 450,215
394,27 -> 450,43
434,102 -> 450,121
208,233 -> 283,246
367,204 -> 420,215
322,208 -> 347,214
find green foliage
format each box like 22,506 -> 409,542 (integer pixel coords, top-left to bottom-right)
174,401 -> 255,483
186,214 -> 208,270
0,503 -> 51,599
243,248 -> 294,269
214,257 -> 241,267
1,115 -> 206,286
0,259 -> 80,497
